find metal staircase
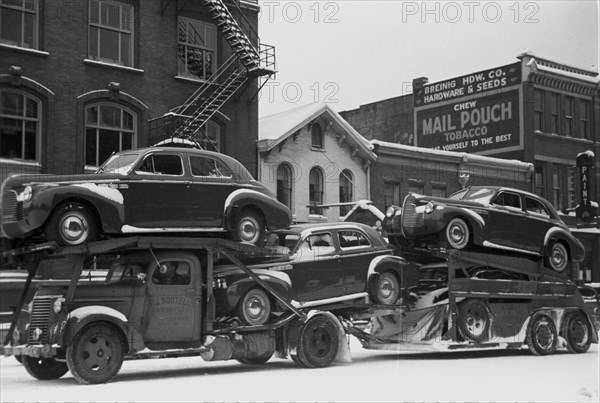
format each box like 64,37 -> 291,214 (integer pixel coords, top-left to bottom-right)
150,0 -> 275,150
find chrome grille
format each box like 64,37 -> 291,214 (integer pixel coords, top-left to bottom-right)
401,200 -> 423,229
1,190 -> 18,222
28,297 -> 53,344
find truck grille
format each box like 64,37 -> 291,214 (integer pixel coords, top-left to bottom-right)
28,297 -> 53,344
1,190 -> 18,223
401,198 -> 423,229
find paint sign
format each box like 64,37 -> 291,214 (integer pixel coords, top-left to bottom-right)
415,91 -> 520,153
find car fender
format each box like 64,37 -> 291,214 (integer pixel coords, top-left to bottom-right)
543,227 -> 585,261
224,189 -> 292,231
224,270 -> 292,313
62,306 -> 145,352
25,184 -> 124,234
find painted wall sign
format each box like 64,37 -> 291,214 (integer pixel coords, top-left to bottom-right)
415,90 -> 520,153
414,63 -> 521,107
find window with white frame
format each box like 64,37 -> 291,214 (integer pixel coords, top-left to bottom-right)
0,89 -> 40,160
178,17 -> 216,80
85,103 -> 136,167
309,167 -> 324,215
311,123 -> 323,148
89,0 -> 134,67
0,0 -> 39,49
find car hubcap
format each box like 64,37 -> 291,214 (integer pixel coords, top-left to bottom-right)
246,295 -> 266,320
551,246 -> 566,270
61,213 -> 88,242
450,225 -> 466,244
569,320 -> 589,346
466,312 -> 485,337
82,335 -> 113,371
239,217 -> 259,243
379,278 -> 396,301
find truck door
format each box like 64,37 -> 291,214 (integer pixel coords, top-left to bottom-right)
142,256 -> 201,343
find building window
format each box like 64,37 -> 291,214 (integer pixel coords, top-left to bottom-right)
550,93 -> 560,134
0,89 -> 40,160
309,167 -> 323,215
311,123 -> 323,148
85,103 -> 136,167
552,165 -> 562,211
197,120 -> 220,152
276,163 -> 293,210
533,89 -> 544,132
408,181 -> 424,196
89,0 -> 134,67
178,18 -> 216,81
580,100 -> 590,140
339,169 -> 353,216
534,162 -> 545,198
0,0 -> 38,49
431,186 -> 446,198
384,182 -> 400,210
564,97 -> 574,137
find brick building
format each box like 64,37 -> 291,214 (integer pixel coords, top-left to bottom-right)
0,0 -> 271,181
258,103 -> 376,223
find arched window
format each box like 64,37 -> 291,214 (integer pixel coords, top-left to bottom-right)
0,89 -> 41,161
309,167 -> 323,215
339,170 -> 354,216
277,163 -> 293,209
85,103 -> 136,166
311,122 -> 323,148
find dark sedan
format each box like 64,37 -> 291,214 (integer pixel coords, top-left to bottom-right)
385,186 -> 584,273
213,222 -> 419,325
0,147 -> 291,246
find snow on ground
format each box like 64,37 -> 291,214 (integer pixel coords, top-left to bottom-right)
1,338 -> 598,402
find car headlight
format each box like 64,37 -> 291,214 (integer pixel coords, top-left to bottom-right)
424,202 -> 435,214
53,298 -> 65,314
386,206 -> 401,218
16,185 -> 33,202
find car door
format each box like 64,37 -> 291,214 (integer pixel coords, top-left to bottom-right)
123,152 -> 190,228
486,191 -> 528,249
186,154 -> 239,227
142,258 -> 200,343
336,229 -> 378,295
523,196 -> 554,252
287,231 -> 344,301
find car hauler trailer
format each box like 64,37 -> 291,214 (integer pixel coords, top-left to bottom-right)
1,238 -> 597,384
348,249 -> 598,355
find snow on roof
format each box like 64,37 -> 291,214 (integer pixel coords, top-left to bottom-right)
371,139 -> 533,170
259,103 -> 375,160
577,150 -> 595,158
520,52 -> 599,84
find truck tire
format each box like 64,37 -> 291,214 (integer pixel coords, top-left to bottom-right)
560,311 -> 592,354
237,288 -> 271,326
526,314 -> 557,356
296,315 -> 340,368
67,323 -> 125,384
47,202 -> 98,246
22,356 -> 69,380
457,299 -> 490,343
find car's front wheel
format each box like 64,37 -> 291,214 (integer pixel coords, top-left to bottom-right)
231,209 -> 266,245
47,202 -> 98,246
445,217 -> 470,250
546,241 -> 569,272
372,271 -> 400,305
237,288 -> 271,326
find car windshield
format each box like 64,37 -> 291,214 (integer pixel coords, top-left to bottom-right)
97,153 -> 140,175
450,188 -> 496,203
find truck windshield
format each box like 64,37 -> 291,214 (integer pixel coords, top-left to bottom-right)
97,153 -> 140,175
108,256 -> 150,283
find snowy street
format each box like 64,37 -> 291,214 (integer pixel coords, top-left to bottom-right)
1,338 -> 598,402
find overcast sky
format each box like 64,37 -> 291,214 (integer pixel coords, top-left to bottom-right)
257,0 -> 599,117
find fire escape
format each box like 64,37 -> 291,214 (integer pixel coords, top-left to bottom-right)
150,0 -> 276,150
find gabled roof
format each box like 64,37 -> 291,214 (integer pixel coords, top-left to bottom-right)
259,103 -> 376,161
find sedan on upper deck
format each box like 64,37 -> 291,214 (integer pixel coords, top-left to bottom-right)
384,186 -> 584,273
0,147 -> 291,246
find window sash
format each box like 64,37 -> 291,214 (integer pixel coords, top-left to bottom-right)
0,0 -> 39,49
0,90 -> 40,160
89,0 -> 134,66
177,18 -> 216,80
85,104 -> 136,166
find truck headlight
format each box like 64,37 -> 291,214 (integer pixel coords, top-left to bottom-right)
53,298 -> 65,314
